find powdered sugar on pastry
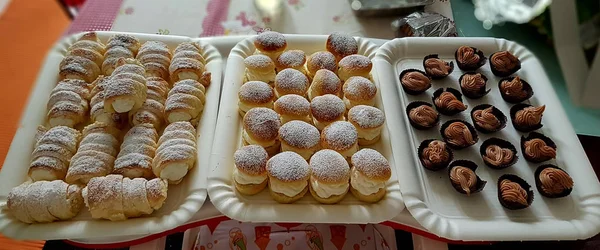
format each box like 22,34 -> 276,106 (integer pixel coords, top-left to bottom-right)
153,121 -> 197,184
29,126 -> 81,181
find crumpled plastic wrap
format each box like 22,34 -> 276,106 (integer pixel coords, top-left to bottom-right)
392,12 -> 458,37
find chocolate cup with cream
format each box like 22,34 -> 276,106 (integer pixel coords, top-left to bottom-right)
459,72 -> 490,99
479,138 -> 518,169
447,160 -> 486,195
440,119 -> 479,150
417,139 -> 454,171
498,77 -> 534,103
399,69 -> 431,95
422,54 -> 454,79
520,132 -> 557,163
470,104 -> 507,133
534,164 -> 573,198
497,174 -> 534,210
432,87 -> 467,116
489,51 -> 521,77
454,46 -> 486,71
510,103 -> 544,132
406,101 -> 440,130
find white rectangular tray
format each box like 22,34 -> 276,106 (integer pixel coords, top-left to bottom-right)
207,34 -> 404,224
0,31 -> 223,240
374,37 -> 600,241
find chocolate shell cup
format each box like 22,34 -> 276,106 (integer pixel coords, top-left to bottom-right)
417,139 -> 454,171
459,72 -> 490,99
479,138 -> 518,169
432,88 -> 466,116
534,164 -> 573,198
440,119 -> 479,150
470,104 -> 507,133
447,160 -> 487,195
454,46 -> 486,71
489,52 -> 522,77
497,174 -> 534,210
422,54 -> 454,79
498,77 -> 534,103
521,132 -> 557,163
399,69 -> 431,95
406,101 -> 440,130
510,103 -> 543,132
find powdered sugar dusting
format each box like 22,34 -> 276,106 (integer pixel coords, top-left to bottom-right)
351,148 -> 391,179
308,51 -> 337,72
312,69 -> 341,94
275,68 -> 309,94
255,31 -> 287,51
266,151 -> 310,181
327,32 -> 358,59
274,94 -> 310,116
243,108 -> 281,141
279,121 -> 320,149
276,50 -> 306,68
244,55 -> 274,69
348,105 -> 385,129
339,55 -> 371,69
239,81 -> 274,103
310,94 -> 345,121
343,76 -> 377,100
234,145 -> 268,175
310,149 -> 349,182
322,121 -> 358,150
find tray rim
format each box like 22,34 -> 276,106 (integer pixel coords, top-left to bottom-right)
207,34 -> 405,224
0,31 -> 222,240
373,37 -> 600,241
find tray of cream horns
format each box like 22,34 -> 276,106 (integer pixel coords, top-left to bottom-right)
207,32 -> 404,223
0,31 -> 222,240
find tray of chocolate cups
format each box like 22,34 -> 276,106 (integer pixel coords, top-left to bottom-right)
373,38 -> 600,241
207,32 -> 404,224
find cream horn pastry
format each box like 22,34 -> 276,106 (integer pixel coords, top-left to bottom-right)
104,58 -> 147,113
130,76 -> 170,128
29,126 -> 81,181
102,34 -> 141,75
46,79 -> 91,127
60,32 -> 105,83
165,79 -> 206,124
90,75 -> 128,127
136,41 -> 172,79
66,122 -> 120,184
153,121 -> 197,184
7,180 -> 84,223
170,42 -> 208,83
113,123 -> 158,178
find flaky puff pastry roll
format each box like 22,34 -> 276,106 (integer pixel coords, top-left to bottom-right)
102,34 -> 141,75
113,123 -> 158,179
82,174 -> 168,221
59,32 -> 105,83
7,180 -> 84,223
46,79 -> 91,128
153,121 -> 197,184
65,122 -> 120,184
169,42 -> 208,83
104,58 -> 147,113
136,41 -> 172,79
165,79 -> 206,125
129,77 -> 169,128
90,76 -> 128,128
29,126 -> 81,182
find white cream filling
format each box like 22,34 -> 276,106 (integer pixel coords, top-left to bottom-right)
310,176 -> 348,198
29,169 -> 57,182
245,68 -> 276,83
270,178 -> 307,197
233,168 -> 267,185
238,101 -> 274,113
343,96 -> 376,110
160,163 -> 189,182
168,112 -> 192,123
281,144 -> 317,160
112,98 -> 135,113
356,126 -> 383,140
280,115 -> 311,125
243,130 -> 277,147
313,116 -> 345,131
178,72 -> 199,81
338,71 -> 371,82
350,168 -> 385,195
49,117 -> 75,127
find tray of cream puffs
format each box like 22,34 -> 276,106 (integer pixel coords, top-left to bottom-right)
0,31 -> 222,239
208,32 -> 404,223
373,37 -> 600,241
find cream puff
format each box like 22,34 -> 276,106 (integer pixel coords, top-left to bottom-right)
326,32 -> 358,62
338,55 -> 372,81
306,51 -> 337,79
320,121 -> 358,159
350,148 -> 391,203
243,107 -> 281,155
348,105 -> 385,146
279,120 -> 320,160
275,50 -> 307,74
309,149 -> 350,204
254,31 -> 287,61
238,81 -> 275,116
266,151 -> 310,203
307,69 -> 342,100
244,55 -> 276,84
274,68 -> 310,98
273,94 -> 311,124
233,145 -> 269,195
310,94 -> 346,130
342,76 -> 377,109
